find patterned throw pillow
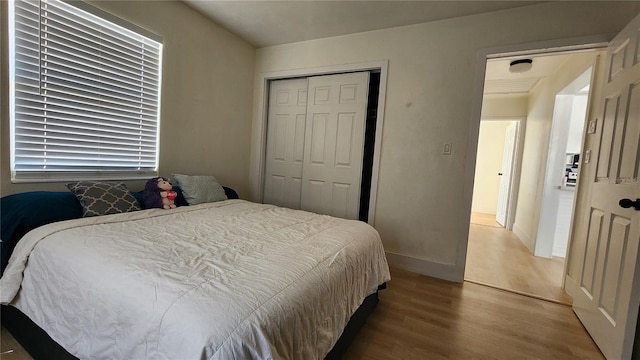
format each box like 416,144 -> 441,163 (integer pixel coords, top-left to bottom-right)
66,181 -> 141,217
172,174 -> 228,205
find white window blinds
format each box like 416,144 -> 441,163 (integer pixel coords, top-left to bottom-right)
9,0 -> 163,182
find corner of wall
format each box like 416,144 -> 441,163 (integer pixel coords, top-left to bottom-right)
385,251 -> 463,283
512,222 -> 535,254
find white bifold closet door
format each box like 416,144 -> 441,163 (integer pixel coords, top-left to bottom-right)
263,72 -> 370,220
263,78 -> 308,210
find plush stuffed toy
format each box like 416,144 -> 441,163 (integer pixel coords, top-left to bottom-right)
143,177 -> 177,209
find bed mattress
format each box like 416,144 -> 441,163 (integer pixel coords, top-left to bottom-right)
0,200 -> 390,359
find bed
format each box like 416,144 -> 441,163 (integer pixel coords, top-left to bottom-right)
0,183 -> 390,359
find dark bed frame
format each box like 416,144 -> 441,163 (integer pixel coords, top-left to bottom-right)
1,288 -> 382,360
0,188 -> 384,359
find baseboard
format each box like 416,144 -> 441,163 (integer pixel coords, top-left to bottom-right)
552,246 -> 567,258
385,251 -> 462,283
464,279 -> 572,306
512,223 -> 534,253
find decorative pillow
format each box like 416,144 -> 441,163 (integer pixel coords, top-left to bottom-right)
66,181 -> 142,217
171,174 -> 228,205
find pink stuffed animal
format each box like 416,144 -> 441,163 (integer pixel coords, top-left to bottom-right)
143,177 -> 177,209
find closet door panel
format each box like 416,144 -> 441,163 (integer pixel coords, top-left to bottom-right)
263,78 -> 308,209
336,113 -> 356,166
301,72 -> 370,219
310,113 -> 330,164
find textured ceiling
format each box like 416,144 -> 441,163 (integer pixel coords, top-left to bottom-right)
182,1 -> 546,48
181,1 -> 587,96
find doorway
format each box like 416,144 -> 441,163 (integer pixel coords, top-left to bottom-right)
534,67 -> 592,258
466,116 -> 572,304
470,119 -> 520,229
465,50 -> 600,304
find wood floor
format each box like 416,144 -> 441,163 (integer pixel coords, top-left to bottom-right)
469,212 -> 503,228
466,212 -> 573,305
344,267 -> 603,359
1,267 -> 603,360
0,327 -> 29,360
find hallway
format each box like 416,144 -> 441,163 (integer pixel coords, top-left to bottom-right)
465,213 -> 573,305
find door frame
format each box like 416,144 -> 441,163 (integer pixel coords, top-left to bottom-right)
460,34 -> 611,278
250,60 -> 389,225
476,117 -> 525,231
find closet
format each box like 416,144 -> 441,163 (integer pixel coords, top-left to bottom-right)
263,72 -> 372,220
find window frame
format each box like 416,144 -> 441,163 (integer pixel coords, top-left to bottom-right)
8,0 -> 164,183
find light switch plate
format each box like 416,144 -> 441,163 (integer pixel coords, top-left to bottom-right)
587,119 -> 597,134
443,143 -> 452,155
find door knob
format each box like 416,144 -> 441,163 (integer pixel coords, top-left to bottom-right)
619,198 -> 640,210
498,173 -> 503,176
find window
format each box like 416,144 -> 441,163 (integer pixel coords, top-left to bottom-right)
9,0 -> 163,182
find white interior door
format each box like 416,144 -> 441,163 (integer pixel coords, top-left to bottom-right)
263,78 -> 308,209
300,72 -> 370,219
496,122 -> 517,227
564,13 -> 640,360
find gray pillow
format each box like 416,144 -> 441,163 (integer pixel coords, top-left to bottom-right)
66,181 -> 141,217
172,174 -> 228,205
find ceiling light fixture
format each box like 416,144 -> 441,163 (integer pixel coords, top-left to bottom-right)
509,59 -> 533,73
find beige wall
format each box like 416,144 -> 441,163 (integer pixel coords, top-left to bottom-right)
251,2 -> 640,281
514,78 -> 553,252
512,51 -> 604,254
481,97 -> 528,119
0,1 -> 256,197
471,121 -> 513,215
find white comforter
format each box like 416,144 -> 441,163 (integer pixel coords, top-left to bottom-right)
0,200 -> 390,360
